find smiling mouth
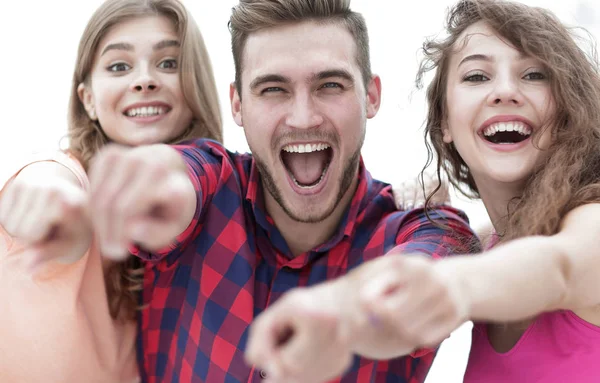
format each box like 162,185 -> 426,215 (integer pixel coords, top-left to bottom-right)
123,105 -> 171,118
280,143 -> 333,189
482,121 -> 532,144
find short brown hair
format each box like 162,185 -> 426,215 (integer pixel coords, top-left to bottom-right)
228,0 -> 372,95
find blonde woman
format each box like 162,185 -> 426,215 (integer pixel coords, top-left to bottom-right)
0,0 -> 221,381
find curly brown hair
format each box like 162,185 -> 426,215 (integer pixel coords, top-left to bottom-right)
67,0 -> 222,320
418,0 -> 600,242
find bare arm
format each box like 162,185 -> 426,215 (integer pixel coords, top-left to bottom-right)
438,203 -> 600,322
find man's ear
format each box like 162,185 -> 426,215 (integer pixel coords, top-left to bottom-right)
366,74 -> 382,119
230,82 -> 243,127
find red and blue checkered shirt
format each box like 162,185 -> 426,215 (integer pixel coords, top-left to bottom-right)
133,139 -> 476,383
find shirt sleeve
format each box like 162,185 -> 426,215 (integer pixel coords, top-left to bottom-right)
130,139 -> 227,263
393,205 -> 479,259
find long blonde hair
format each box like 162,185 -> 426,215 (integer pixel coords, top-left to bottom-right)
69,0 -> 222,169
68,0 -> 223,319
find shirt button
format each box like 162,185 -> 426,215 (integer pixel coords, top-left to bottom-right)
259,370 -> 268,379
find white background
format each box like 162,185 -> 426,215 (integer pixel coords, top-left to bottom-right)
1,1 -> 598,381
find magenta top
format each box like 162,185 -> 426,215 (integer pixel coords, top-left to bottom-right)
464,311 -> 600,382
464,233 -> 600,382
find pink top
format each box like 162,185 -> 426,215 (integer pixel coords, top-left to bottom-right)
464,311 -> 600,382
464,234 -> 600,382
0,152 -> 138,382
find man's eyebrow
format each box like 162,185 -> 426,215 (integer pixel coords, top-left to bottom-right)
250,74 -> 291,90
311,69 -> 355,83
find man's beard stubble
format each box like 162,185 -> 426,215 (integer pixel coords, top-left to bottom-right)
254,148 -> 361,224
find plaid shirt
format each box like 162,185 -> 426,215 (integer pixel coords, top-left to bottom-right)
134,139 -> 475,383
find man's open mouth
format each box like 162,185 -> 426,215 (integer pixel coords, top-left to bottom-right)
280,143 -> 333,189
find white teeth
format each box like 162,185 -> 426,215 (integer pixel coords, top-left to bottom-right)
483,121 -> 532,136
282,143 -> 331,153
125,106 -> 167,117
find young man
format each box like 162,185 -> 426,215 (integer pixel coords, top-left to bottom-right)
87,0 -> 475,381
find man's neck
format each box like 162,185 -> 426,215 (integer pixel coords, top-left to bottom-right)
265,177 -> 359,257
